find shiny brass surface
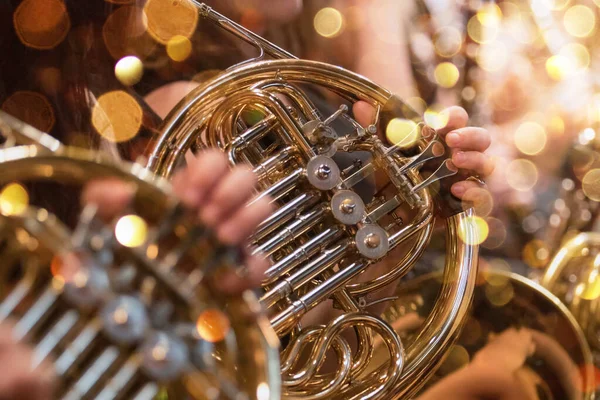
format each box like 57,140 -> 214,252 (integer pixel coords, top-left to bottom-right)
147,4 -> 479,399
542,233 -> 600,352
0,111 -> 281,400
383,269 -> 595,400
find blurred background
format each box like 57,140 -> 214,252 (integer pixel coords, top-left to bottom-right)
1,0 -> 600,353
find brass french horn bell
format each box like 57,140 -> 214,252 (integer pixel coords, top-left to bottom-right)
147,3 -> 479,399
384,269 -> 595,400
0,110 -> 281,400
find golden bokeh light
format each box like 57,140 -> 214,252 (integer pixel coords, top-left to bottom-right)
36,67 -> 62,96
115,215 -> 148,248
483,217 -> 507,250
463,187 -> 494,217
485,258 -> 511,287
547,115 -> 565,136
435,27 -> 463,57
582,168 -> 600,201
476,42 -> 508,72
506,159 -> 538,191
103,6 -> 156,60
50,254 -> 81,284
91,91 -> 143,143
1,91 -> 55,133
406,97 -> 427,114
196,309 -> 231,343
545,55 -> 573,81
386,119 -> 420,148
546,0 -> 571,10
0,183 -> 29,216
115,56 -> 144,86
486,281 -> 515,307
563,5 -> 596,38
314,7 -> 344,38
458,216 -> 489,245
166,35 -> 193,62
434,62 -> 460,89
477,3 -> 503,24
560,43 -> 591,71
13,0 -> 70,50
257,382 -> 271,400
467,4 -> 501,44
144,0 -> 199,44
424,107 -> 450,130
514,121 -> 547,156
522,239 -> 551,268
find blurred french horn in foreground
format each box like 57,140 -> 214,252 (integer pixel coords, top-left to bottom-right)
0,110 -> 280,400
148,3 -> 479,399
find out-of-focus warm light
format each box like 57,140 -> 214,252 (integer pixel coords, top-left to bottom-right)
435,27 -> 463,57
476,42 -> 508,72
462,86 -> 477,102
91,91 -> 143,143
459,216 -> 489,245
463,188 -> 494,217
547,115 -> 565,136
582,169 -> 600,201
485,258 -> 511,287
424,107 -> 450,130
0,183 -> 29,216
563,5 -> 596,38
483,217 -> 507,249
257,383 -> 271,400
115,56 -> 144,86
240,8 -> 266,33
196,309 -> 231,343
467,4 -> 502,44
486,281 -> 515,306
434,62 -> 460,88
522,239 -> 550,268
115,215 -> 148,248
506,159 -> 538,191
406,97 -> 426,114
477,3 -> 503,25
560,43 -> 590,71
1,91 -> 55,133
36,67 -> 62,96
386,119 -> 419,148
514,121 -> 547,155
103,6 -> 155,60
144,0 -> 199,44
314,7 -> 344,38
166,35 -> 192,62
545,54 -> 573,80
13,0 -> 71,50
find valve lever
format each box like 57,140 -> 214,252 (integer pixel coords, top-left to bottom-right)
397,140 -> 446,173
411,159 -> 458,193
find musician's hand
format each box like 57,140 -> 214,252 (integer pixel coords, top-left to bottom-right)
0,324 -> 54,400
82,150 -> 273,294
353,102 -> 494,208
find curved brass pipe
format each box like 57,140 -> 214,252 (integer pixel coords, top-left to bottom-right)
147,4 -> 479,398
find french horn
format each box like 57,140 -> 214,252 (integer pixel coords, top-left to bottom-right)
0,110 -> 281,400
387,269 -> 595,400
147,3 -> 479,399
